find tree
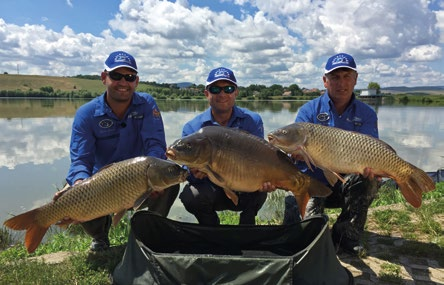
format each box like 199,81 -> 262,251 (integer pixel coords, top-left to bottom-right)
288,84 -> 302,96
367,82 -> 381,94
40,86 -> 54,94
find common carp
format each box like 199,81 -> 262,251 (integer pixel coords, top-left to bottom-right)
267,122 -> 435,208
4,156 -> 188,253
166,126 -> 332,217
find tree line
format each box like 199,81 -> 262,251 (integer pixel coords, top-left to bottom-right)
0,74 -> 322,100
0,74 -> 382,100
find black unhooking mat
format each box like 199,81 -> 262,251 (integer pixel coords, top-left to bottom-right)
112,211 -> 354,285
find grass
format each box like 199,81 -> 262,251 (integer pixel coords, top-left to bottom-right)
0,74 -> 105,94
1,182 -> 443,284
379,262 -> 403,283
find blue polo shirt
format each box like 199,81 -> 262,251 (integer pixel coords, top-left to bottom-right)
295,92 -> 379,183
66,92 -> 167,185
182,106 -> 264,184
182,106 -> 264,138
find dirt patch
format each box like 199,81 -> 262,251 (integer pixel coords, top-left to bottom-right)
29,251 -> 75,264
337,208 -> 444,285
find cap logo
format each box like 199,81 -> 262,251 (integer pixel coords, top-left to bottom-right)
113,53 -> 133,65
214,68 -> 230,79
331,54 -> 349,66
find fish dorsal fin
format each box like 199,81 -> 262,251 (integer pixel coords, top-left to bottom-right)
379,139 -> 397,154
95,162 -> 116,174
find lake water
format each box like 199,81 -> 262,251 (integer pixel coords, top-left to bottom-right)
1,98 -> 443,226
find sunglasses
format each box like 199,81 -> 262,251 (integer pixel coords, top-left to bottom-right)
106,71 -> 138,82
208,85 -> 237,94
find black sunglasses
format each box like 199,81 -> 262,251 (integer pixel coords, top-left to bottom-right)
106,71 -> 138,82
207,85 -> 236,94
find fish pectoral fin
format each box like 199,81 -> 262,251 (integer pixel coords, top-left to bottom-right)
323,170 -> 345,186
224,188 -> 239,205
206,167 -> 226,184
133,192 -> 151,211
299,147 -> 317,172
112,210 -> 127,226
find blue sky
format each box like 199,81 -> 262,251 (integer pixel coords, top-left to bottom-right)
1,0 -> 443,89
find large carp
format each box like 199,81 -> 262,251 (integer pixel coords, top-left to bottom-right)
166,126 -> 331,217
4,156 -> 188,253
267,122 -> 435,208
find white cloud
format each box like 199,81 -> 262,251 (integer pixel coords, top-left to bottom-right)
435,10 -> 444,43
401,45 -> 442,61
0,0 -> 442,89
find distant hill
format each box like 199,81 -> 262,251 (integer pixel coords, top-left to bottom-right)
1,74 -> 443,96
175,82 -> 194,88
381,86 -> 444,95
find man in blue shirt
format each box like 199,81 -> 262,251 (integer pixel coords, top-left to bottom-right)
62,51 -> 179,251
179,67 -> 269,225
283,53 -> 379,255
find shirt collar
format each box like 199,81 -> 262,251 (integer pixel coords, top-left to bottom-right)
203,106 -> 246,126
323,91 -> 357,111
93,92 -> 141,117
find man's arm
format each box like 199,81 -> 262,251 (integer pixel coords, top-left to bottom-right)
66,112 -> 95,186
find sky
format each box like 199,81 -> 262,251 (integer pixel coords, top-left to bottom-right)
1,0 -> 444,89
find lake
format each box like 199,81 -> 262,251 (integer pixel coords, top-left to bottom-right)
1,98 -> 443,226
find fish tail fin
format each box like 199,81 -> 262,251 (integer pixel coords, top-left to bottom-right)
25,224 -> 50,254
397,164 -> 436,208
306,177 -> 332,198
4,208 -> 49,253
291,192 -> 310,219
287,175 -> 331,218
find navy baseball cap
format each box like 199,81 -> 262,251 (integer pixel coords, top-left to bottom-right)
205,67 -> 237,87
104,51 -> 138,73
324,53 -> 357,74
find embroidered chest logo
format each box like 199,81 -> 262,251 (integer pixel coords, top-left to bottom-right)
317,112 -> 330,122
99,119 -> 114,128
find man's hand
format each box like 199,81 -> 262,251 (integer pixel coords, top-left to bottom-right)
53,180 -> 83,225
190,168 -> 207,179
148,190 -> 164,199
290,153 -> 305,162
259,182 -> 276,192
362,167 -> 382,181
53,179 -> 83,201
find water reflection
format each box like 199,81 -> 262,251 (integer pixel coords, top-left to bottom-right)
0,99 -> 443,225
0,117 -> 71,169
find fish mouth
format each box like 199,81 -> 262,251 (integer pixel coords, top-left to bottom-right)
180,171 -> 189,181
166,149 -> 176,160
267,134 -> 276,143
